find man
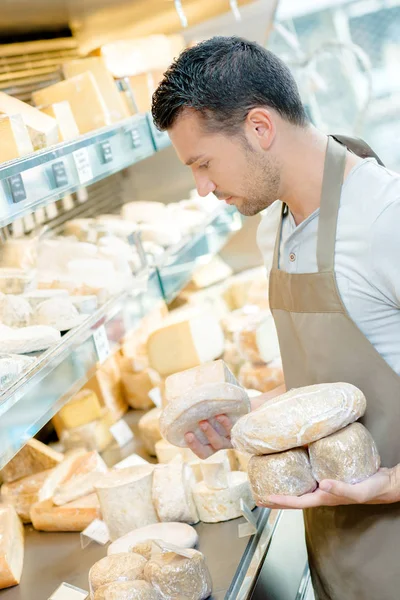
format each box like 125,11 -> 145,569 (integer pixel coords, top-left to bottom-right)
152,36 -> 400,600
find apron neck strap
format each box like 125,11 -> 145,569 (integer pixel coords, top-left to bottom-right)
272,201 -> 287,269
317,136 -> 347,272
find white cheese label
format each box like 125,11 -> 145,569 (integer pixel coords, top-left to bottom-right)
149,387 -> 162,408
238,499 -> 258,538
110,419 -> 134,447
80,518 -> 110,549
114,453 -> 148,470
93,325 -> 110,364
73,148 -> 93,184
48,582 -> 89,599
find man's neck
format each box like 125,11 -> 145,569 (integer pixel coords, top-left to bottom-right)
278,126 -> 362,225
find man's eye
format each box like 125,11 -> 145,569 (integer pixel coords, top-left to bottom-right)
199,162 -> 209,169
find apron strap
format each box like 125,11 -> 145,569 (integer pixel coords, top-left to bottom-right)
272,202 -> 287,269
316,137 -> 347,273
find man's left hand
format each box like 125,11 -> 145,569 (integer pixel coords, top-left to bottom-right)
259,465 -> 400,509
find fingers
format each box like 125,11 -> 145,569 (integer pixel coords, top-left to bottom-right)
185,433 -> 214,460
199,421 -> 232,451
215,415 -> 233,437
259,489 -> 342,510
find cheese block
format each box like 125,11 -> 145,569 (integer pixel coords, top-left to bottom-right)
0,91 -> 58,150
188,460 -> 202,483
160,381 -> 250,448
138,408 -> 162,456
165,360 -> 237,403
32,72 -> 112,134
63,218 -> 95,240
248,450 -> 317,501
200,456 -> 228,490
152,463 -> 199,524
60,416 -> 114,453
23,289 -> 70,309
34,297 -> 84,331
235,310 -> 280,364
0,239 -> 37,270
0,505 -> 24,589
231,382 -> 367,455
125,71 -> 164,114
222,341 -> 244,376
148,313 -> 225,378
155,439 -> 198,464
193,472 -> 255,523
95,466 -> 158,540
0,114 -> 33,163
57,390 -> 103,430
0,354 -> 35,392
121,201 -> 167,224
108,522 -> 198,556
189,256 -> 232,290
238,362 -> 284,394
89,553 -> 147,595
309,422 -> 381,484
138,224 -> 181,248
130,541 -> 154,560
0,268 -> 35,295
222,269 -> 268,311
0,439 -> 63,483
84,356 -> 128,422
1,469 -> 52,523
0,294 -> 32,327
94,580 -> 158,600
144,542 -> 212,600
121,368 -> 160,410
0,325 -> 61,354
36,449 -> 88,502
30,493 -> 101,531
53,451 -> 108,506
39,101 -> 80,141
62,57 -> 129,123
235,451 -> 251,472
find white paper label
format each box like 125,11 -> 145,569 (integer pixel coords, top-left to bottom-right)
73,148 -> 93,184
238,498 -> 258,538
62,194 -> 74,211
35,206 -> 46,224
48,582 -> 89,600
93,325 -> 110,364
81,518 -> 110,549
149,387 -> 162,408
114,453 -> 148,470
110,419 -> 134,447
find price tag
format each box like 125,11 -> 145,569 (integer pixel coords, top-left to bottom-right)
73,148 -> 93,184
8,174 -> 26,203
238,499 -> 258,538
48,582 -> 89,600
130,129 -> 142,149
45,202 -> 58,219
80,519 -> 110,549
149,387 -> 162,408
99,140 -> 113,163
23,213 -> 35,232
114,453 -> 148,470
35,206 -> 46,224
93,325 -> 110,364
62,194 -> 74,211
52,160 -> 69,187
110,419 -> 134,448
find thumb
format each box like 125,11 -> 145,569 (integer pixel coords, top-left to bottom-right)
319,479 -> 359,500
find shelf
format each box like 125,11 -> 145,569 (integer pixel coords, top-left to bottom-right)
0,207 -> 242,470
0,113 -> 168,228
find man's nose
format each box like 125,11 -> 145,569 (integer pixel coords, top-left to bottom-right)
193,171 -> 216,197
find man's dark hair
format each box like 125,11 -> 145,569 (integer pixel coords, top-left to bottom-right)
152,36 -> 307,134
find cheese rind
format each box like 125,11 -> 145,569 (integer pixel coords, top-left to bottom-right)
94,580 -> 158,600
193,472 -> 255,523
238,362 -> 284,394
95,466 -> 158,541
39,101 -> 80,141
30,493 -> 101,532
34,297 -> 84,331
152,463 -> 199,524
53,451 -> 108,506
138,408 -> 162,456
1,469 -> 53,523
107,522 -> 198,556
0,505 -> 24,589
165,359 -> 237,403
89,553 -> 147,595
248,450 -> 317,501
0,293 -> 32,327
231,382 -> 366,455
147,313 -> 225,377
309,422 -> 381,484
155,439 -> 197,464
0,439 -> 63,483
160,382 -> 250,448
0,325 -> 61,354
0,114 -> 33,163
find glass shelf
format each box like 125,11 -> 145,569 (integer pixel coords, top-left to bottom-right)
0,207 -> 242,470
0,113 -> 166,228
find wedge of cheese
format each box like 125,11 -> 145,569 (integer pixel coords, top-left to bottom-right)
0,439 -> 64,483
56,390 -> 103,430
39,101 -> 80,141
0,114 -> 33,163
138,408 -> 162,456
0,505 -> 24,589
121,368 -> 160,410
0,92 -> 58,150
30,493 -> 101,532
147,311 -> 225,377
1,469 -> 53,523
53,451 -> 108,506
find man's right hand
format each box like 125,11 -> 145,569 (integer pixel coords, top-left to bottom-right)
184,383 -> 286,459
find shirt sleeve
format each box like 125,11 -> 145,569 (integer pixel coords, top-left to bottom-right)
370,198 -> 400,308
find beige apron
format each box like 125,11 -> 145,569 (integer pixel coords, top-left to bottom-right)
268,136 -> 400,600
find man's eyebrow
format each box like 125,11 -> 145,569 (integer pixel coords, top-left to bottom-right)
185,155 -> 204,166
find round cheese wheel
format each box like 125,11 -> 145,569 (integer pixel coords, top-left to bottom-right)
248,449 -> 317,501
94,580 -> 158,600
160,382 -> 250,448
309,422 -> 381,484
231,382 -> 366,455
192,471 -> 255,523
89,553 -> 147,594
238,362 -> 284,394
152,463 -> 199,525
34,297 -> 85,331
107,522 -> 198,556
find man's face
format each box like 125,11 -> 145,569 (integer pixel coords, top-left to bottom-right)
169,110 -> 281,217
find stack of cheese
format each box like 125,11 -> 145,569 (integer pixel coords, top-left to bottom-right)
89,539 -> 212,600
231,383 -> 381,500
0,505 -> 24,590
118,353 -> 162,412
